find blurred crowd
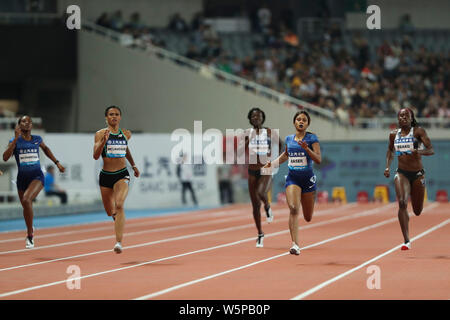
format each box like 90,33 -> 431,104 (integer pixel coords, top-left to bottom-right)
95,9 -> 450,125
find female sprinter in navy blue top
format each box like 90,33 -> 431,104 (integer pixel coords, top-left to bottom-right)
384,107 -> 434,250
242,107 -> 282,248
94,106 -> 140,254
3,115 -> 65,249
264,111 -> 321,255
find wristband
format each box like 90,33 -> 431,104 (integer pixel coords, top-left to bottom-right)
54,160 -> 60,165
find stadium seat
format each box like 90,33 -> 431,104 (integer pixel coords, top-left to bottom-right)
436,190 -> 448,203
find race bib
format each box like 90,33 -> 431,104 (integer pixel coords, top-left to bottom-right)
288,156 -> 307,170
106,142 -> 127,158
394,137 -> 414,155
19,152 -> 39,166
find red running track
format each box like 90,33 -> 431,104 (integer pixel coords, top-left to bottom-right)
0,202 -> 448,300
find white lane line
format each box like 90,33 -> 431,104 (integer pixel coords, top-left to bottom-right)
0,203 -> 357,255
292,210 -> 446,300
0,204 -> 392,298
134,216 -> 403,299
0,204 -> 365,271
0,207 -> 250,243
0,204 -> 355,243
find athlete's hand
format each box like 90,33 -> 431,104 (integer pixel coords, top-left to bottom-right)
298,140 -> 308,149
263,161 -> 271,168
57,162 -> 66,173
132,166 -> 140,178
14,124 -> 21,140
384,168 -> 390,178
102,129 -> 110,143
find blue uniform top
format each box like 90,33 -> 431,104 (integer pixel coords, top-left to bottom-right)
10,135 -> 43,173
285,133 -> 319,172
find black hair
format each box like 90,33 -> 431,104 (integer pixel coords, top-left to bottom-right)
293,110 -> 311,125
105,106 -> 122,116
293,110 -> 315,135
398,107 -> 418,127
247,107 -> 266,125
17,115 -> 31,124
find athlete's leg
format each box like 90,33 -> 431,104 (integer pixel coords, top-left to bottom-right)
248,175 -> 263,234
394,173 -> 411,243
257,175 -> 272,210
300,191 -> 316,222
100,186 -> 116,217
410,175 -> 425,216
112,179 -> 129,243
18,180 -> 43,237
286,184 -> 302,245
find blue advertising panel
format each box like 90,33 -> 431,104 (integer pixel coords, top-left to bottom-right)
272,140 -> 450,202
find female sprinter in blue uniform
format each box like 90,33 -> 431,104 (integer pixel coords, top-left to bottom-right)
384,107 -> 434,250
3,115 -> 65,249
242,107 -> 282,248
264,111 -> 321,255
93,106 -> 140,254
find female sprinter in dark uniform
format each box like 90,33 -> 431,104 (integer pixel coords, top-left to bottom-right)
384,107 -> 434,250
3,115 -> 65,249
93,106 -> 140,254
242,107 -> 282,248
264,111 -> 321,255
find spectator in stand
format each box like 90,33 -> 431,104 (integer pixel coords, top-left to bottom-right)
110,10 -> 124,32
398,14 -> 415,35
96,12 -> 110,29
168,13 -> 189,32
283,29 -> 299,48
126,12 -> 144,31
257,4 -> 272,34
191,11 -> 205,31
44,165 -> 68,205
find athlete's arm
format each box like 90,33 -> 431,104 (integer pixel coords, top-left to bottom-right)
384,131 -> 395,178
123,129 -> 139,177
414,127 -> 434,156
40,141 -> 66,173
3,125 -> 20,161
236,129 -> 249,163
93,129 -> 109,160
265,145 -> 288,168
300,141 -> 321,164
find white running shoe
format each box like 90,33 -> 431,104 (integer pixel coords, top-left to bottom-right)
401,242 -> 411,251
113,242 -> 123,254
289,243 -> 300,255
25,236 -> 34,249
265,207 -> 273,223
256,234 -> 264,248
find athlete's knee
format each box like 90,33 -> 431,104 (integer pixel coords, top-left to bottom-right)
115,200 -> 125,211
398,199 -> 408,210
21,196 -> 33,207
288,204 -> 299,215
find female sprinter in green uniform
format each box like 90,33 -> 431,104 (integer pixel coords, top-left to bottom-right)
94,106 -> 140,254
